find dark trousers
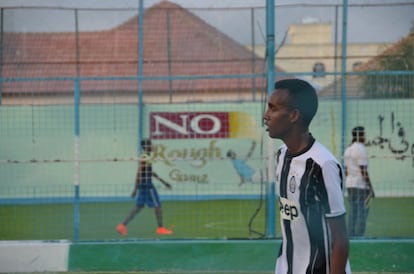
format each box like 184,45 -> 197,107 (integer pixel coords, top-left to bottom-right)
347,188 -> 370,237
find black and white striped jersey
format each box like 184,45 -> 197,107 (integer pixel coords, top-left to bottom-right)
274,138 -> 351,274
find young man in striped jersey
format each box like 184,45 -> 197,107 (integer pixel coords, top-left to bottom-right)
264,79 -> 351,274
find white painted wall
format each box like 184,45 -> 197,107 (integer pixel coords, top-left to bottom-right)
0,241 -> 70,273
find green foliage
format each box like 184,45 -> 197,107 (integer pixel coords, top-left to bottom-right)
362,34 -> 414,98
380,38 -> 414,71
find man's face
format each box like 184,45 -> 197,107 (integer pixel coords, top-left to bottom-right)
356,130 -> 366,143
263,89 -> 295,140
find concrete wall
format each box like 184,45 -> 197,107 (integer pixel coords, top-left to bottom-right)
1,240 -> 413,273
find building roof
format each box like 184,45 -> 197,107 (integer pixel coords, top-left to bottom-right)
3,1 -> 280,95
317,76 -> 364,99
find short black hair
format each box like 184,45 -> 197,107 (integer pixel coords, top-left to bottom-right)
140,138 -> 151,149
352,126 -> 365,140
274,78 -> 318,127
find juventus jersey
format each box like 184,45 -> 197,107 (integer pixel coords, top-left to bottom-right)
274,138 -> 351,274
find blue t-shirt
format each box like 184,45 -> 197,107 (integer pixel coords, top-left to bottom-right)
138,153 -> 154,189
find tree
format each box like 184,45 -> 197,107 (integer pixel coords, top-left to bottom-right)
362,33 -> 414,98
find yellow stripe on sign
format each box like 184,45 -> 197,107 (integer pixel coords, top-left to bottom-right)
228,112 -> 261,141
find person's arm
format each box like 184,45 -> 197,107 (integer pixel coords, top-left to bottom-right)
360,165 -> 374,197
357,144 -> 374,197
327,215 -> 349,274
153,172 -> 172,190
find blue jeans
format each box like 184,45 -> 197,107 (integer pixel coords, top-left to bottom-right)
347,188 -> 370,236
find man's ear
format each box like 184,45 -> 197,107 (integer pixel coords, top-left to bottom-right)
290,109 -> 300,123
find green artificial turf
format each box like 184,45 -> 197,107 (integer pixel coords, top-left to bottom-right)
0,197 -> 413,241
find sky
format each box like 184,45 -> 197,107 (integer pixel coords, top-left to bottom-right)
1,0 -> 413,44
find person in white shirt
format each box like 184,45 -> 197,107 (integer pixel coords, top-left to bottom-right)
264,78 -> 351,274
344,126 -> 375,237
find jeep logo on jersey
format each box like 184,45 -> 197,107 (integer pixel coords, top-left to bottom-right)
279,197 -> 300,221
150,112 -> 229,139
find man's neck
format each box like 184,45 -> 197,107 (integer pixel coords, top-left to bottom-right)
285,131 -> 313,155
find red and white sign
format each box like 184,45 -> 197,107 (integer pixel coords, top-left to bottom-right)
150,112 -> 229,139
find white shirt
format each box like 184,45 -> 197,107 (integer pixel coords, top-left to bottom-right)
344,142 -> 369,189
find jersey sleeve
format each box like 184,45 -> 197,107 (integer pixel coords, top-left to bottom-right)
322,160 -> 346,218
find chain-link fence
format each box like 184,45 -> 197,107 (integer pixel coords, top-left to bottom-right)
1,1 -> 413,241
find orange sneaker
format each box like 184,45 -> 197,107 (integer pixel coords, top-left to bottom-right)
156,226 -> 173,235
116,223 -> 128,236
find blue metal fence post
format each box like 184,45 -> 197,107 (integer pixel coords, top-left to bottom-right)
73,79 -> 80,241
137,0 -> 144,152
0,8 -> 3,106
266,0 -> 276,238
340,0 -> 349,165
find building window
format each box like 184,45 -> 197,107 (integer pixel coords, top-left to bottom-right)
313,62 -> 326,78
